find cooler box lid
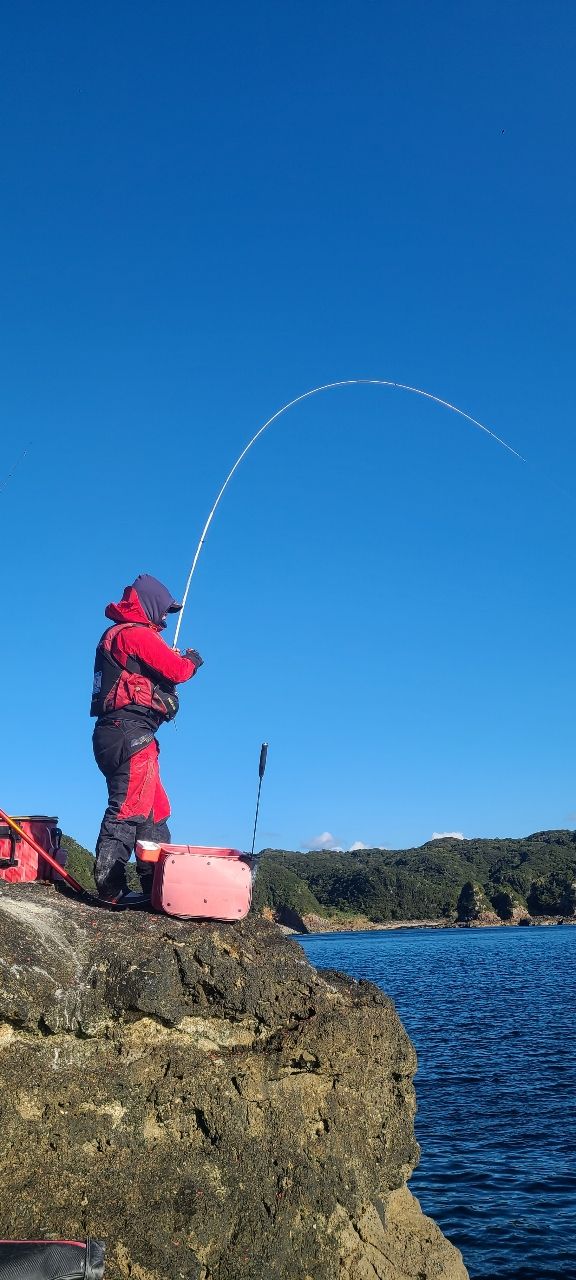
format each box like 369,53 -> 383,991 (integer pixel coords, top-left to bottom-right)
161,845 -> 244,858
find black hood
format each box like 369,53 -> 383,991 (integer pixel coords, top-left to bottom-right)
131,574 -> 182,629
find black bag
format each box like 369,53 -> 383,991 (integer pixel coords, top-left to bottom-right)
0,1240 -> 105,1280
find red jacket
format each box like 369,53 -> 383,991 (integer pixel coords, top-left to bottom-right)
104,587 -> 197,685
91,587 -> 198,722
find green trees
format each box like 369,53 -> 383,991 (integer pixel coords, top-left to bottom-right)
527,873 -> 576,916
60,835 -> 98,890
456,882 -> 492,922
257,831 -> 576,923
252,862 -> 321,917
489,888 -> 521,920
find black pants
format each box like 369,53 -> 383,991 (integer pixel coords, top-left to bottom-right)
93,715 -> 170,897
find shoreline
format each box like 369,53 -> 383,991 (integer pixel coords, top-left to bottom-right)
278,914 -> 575,935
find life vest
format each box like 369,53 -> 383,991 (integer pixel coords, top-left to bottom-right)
90,623 -> 180,722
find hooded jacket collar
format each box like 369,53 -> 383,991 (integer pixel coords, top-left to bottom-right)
105,586 -> 161,631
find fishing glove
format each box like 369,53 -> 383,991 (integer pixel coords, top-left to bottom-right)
185,648 -> 204,669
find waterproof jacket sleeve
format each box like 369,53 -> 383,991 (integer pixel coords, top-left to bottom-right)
114,627 -> 198,684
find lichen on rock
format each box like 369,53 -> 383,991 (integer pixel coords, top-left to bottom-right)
0,883 -> 468,1280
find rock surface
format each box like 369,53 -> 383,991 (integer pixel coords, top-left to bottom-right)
300,913 -> 449,934
0,883 -> 468,1280
507,904 -> 532,925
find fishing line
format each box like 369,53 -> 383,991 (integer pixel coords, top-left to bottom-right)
172,379 -> 525,648
0,441 -> 31,496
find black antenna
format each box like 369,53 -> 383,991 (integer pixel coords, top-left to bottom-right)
250,742 -> 268,857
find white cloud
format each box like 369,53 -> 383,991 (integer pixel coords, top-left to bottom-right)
303,831 -> 342,851
303,834 -> 389,853
431,831 -> 465,841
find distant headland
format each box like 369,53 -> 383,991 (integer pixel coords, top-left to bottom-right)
252,829 -> 576,933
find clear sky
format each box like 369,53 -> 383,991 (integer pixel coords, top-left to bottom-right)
2,1 -> 575,855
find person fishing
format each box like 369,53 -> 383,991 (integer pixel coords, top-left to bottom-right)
90,573 -> 203,901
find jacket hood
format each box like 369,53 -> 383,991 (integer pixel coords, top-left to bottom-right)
105,575 -> 182,630
105,586 -> 153,629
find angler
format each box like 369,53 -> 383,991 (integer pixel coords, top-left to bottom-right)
90,573 -> 203,901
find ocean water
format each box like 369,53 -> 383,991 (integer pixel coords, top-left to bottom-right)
299,925 -> 576,1280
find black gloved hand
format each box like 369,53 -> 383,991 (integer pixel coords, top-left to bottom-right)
185,648 -> 204,669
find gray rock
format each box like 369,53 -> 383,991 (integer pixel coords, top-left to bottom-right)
0,883 -> 468,1280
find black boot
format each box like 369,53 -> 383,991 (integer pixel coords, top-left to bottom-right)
137,869 -> 154,897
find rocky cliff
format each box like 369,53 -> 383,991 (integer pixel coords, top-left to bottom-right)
0,883 -> 468,1280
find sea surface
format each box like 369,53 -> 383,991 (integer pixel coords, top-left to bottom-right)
299,925 -> 576,1280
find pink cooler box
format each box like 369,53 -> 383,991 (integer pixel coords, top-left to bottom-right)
150,845 -> 253,921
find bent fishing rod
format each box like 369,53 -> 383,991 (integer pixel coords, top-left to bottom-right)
173,378 -> 525,647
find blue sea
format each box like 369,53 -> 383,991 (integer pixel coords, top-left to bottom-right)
300,925 -> 576,1280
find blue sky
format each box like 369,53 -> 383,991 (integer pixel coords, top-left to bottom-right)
2,1 -> 575,854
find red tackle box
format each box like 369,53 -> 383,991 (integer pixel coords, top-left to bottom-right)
0,816 -> 66,884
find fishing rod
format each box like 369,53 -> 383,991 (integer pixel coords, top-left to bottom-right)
250,743 -> 268,858
172,378 -> 525,647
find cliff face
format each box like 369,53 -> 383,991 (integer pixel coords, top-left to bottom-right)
0,883 -> 468,1280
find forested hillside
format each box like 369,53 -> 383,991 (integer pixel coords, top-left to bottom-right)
252,831 -> 576,922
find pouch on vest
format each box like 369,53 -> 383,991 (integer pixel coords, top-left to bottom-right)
0,817 -> 66,885
150,683 -> 179,721
0,1239 -> 105,1280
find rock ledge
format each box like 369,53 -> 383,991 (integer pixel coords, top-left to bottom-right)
0,884 -> 468,1280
